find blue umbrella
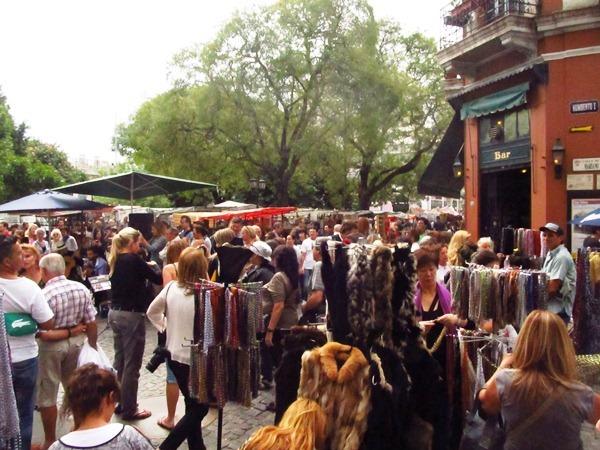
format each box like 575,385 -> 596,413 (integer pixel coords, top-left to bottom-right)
570,208 -> 600,227
0,189 -> 109,214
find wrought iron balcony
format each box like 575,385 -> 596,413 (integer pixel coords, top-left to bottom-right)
440,0 -> 539,50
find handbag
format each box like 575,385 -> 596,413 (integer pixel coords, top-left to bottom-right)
4,312 -> 38,337
460,382 -> 564,450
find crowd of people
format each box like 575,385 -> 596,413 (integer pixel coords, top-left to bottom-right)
0,213 -> 599,450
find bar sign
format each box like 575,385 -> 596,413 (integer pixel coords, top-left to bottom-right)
571,100 -> 598,114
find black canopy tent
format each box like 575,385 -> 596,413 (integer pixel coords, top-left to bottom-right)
0,189 -> 109,214
55,171 -> 218,207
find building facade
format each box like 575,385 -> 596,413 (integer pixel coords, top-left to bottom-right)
420,0 -> 600,249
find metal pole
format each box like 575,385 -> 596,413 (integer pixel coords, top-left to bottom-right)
217,407 -> 223,450
130,175 -> 134,214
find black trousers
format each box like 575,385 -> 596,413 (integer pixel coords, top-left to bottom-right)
160,360 -> 209,450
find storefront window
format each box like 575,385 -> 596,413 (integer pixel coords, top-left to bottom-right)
517,109 -> 529,137
479,108 -> 530,146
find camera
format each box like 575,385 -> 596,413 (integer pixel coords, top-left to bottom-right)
146,346 -> 171,373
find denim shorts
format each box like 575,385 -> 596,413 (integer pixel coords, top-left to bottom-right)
166,359 -> 177,384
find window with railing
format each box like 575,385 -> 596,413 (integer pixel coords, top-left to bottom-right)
440,0 -> 539,49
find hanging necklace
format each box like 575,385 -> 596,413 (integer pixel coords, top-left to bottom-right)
424,326 -> 447,354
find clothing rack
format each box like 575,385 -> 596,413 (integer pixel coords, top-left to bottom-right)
186,280 -> 262,450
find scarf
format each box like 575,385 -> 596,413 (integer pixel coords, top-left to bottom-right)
0,294 -> 21,450
414,281 -> 452,315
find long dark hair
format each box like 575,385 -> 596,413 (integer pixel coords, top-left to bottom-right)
272,245 -> 299,288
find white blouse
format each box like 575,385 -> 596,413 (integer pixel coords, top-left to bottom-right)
147,281 -> 195,365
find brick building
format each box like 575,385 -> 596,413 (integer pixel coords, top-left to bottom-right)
419,0 -> 600,248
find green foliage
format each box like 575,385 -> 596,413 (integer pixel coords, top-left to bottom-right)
117,0 -> 450,208
0,89 -> 87,202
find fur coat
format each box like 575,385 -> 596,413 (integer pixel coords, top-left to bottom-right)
298,342 -> 371,450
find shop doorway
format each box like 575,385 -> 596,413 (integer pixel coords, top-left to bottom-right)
480,167 -> 531,246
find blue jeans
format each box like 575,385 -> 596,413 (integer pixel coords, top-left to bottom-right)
12,356 -> 38,450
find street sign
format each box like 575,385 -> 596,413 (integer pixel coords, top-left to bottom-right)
570,100 -> 598,114
567,174 -> 594,190
573,157 -> 600,172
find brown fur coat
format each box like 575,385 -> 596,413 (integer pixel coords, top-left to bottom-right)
298,342 -> 371,450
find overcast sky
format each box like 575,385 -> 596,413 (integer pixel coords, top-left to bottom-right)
0,0 -> 446,164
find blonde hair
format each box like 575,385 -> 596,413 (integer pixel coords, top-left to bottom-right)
240,398 -> 326,450
177,247 -> 208,293
213,228 -> 235,247
26,223 -> 38,239
108,227 -> 140,276
252,225 -> 262,238
510,310 -> 579,406
242,225 -> 257,243
50,228 -> 62,241
21,244 -> 41,266
448,230 -> 471,266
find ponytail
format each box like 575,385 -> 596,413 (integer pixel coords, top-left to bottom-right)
108,227 -> 140,276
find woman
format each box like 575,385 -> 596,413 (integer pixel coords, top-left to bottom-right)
436,244 -> 450,283
207,228 -> 235,281
480,310 -> 600,450
25,223 -> 38,244
242,225 -> 257,247
261,246 -> 300,389
240,241 -> 275,285
163,239 -> 189,284
33,228 -> 50,256
191,224 -> 211,254
48,363 -> 153,450
20,244 -> 42,285
142,221 -> 168,268
476,236 -> 494,252
447,230 -> 474,266
49,228 -> 66,254
178,215 -> 193,244
156,238 -> 188,430
147,248 -> 209,450
108,227 -> 162,421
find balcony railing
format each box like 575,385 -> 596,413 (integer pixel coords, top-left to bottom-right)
440,0 -> 539,49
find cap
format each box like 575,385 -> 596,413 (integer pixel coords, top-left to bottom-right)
248,241 -> 272,262
540,222 -> 564,235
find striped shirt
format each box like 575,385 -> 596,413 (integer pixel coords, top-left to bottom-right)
42,275 -> 96,328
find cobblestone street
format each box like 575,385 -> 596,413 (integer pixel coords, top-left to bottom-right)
32,317 -> 274,450
32,317 -> 600,449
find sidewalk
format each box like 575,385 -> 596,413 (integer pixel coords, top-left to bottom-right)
32,318 -> 274,450
32,318 -> 600,449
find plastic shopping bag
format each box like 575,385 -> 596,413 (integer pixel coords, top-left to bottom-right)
77,340 -> 115,372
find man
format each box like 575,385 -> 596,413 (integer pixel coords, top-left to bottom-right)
60,226 -> 78,253
229,217 -> 244,246
0,236 -> 54,449
583,226 -> 600,249
36,253 -> 97,450
0,221 -> 10,237
86,245 -> 109,276
299,227 -> 318,298
540,223 -> 576,324
192,224 -> 212,254
300,237 -> 327,324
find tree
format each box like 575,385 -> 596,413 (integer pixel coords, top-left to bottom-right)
173,0 -> 374,204
329,24 -> 451,209
0,90 -> 87,202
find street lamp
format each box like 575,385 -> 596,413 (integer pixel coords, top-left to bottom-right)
552,138 -> 565,179
249,178 -> 266,206
453,144 -> 464,178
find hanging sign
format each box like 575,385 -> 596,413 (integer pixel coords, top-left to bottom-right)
573,157 -> 600,172
570,100 -> 598,114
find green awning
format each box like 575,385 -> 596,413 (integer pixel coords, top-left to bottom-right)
460,82 -> 530,120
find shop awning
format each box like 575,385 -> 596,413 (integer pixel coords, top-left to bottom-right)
417,112 -> 464,198
460,82 -> 530,120
172,207 -> 297,225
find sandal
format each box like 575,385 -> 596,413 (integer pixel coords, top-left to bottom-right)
157,417 -> 175,431
122,409 -> 152,421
